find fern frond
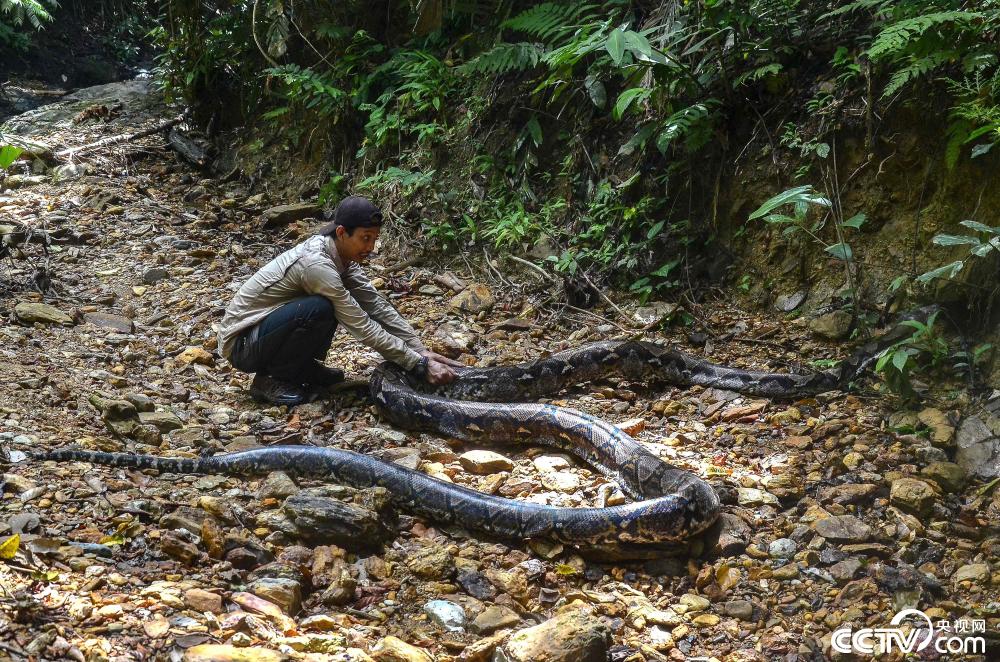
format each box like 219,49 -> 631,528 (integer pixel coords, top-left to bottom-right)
503,2 -> 600,44
820,0 -> 892,20
869,11 -> 982,61
882,52 -> 951,97
457,42 -> 544,75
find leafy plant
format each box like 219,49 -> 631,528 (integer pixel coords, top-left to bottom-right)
918,220 -> 1000,284
0,145 -> 23,170
874,310 -> 949,399
0,0 -> 57,29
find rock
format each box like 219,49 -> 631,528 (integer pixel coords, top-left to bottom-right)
775,290 -> 807,312
772,563 -> 799,580
459,450 -> 514,474
82,312 -> 135,333
125,393 -> 156,412
889,478 -> 936,514
431,323 -> 476,357
249,578 -> 302,615
405,545 -> 455,580
808,311 -> 852,340
819,483 -> 879,505
1,474 -> 36,494
177,346 -> 214,366
423,599 -> 465,632
370,636 -> 433,662
231,592 -> 295,632
472,604 -> 520,634
954,416 -> 1000,480
691,613 -> 720,627
160,531 -> 201,564
736,487 -> 779,507
283,494 -> 394,551
184,588 -> 224,613
14,302 -> 73,326
633,302 -> 678,326
502,608 -> 610,662
52,163 -> 90,181
262,202 -> 320,227
377,447 -> 421,470
184,644 -> 285,662
258,472 -> 299,499
449,283 -> 495,314
768,538 -> 797,560
918,408 -> 955,445
497,317 -> 532,331
138,410 -> 184,432
953,564 -> 990,584
829,557 -> 864,583
142,267 -> 169,284
919,462 -> 966,493
9,513 -> 40,534
457,569 -> 496,600
461,630 -> 509,662
679,594 -> 710,612
813,515 -> 872,543
722,600 -> 754,621
90,394 -> 138,420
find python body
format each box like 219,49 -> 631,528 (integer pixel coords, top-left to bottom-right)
27,321 -> 919,546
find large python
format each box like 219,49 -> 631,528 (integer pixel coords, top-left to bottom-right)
21,309 -> 928,547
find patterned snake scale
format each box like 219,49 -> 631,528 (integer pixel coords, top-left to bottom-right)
28,309 -> 929,547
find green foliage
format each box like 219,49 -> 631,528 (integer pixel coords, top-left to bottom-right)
457,42 -> 544,75
0,145 -> 24,170
918,220 -> 1000,284
874,311 -> 949,399
0,0 -> 57,29
264,64 -> 347,118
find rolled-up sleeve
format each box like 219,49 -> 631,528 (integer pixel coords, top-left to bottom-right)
300,261 -> 423,369
346,265 -> 427,353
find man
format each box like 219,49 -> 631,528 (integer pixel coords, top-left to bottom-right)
217,195 -> 461,406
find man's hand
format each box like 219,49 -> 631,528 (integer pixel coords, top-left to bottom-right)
419,349 -> 465,369
425,358 -> 456,385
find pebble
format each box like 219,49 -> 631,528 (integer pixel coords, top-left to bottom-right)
768,538 -> 797,560
142,267 -> 169,284
472,604 -> 520,634
370,636 -> 433,662
502,608 -> 610,662
459,450 -> 514,474
889,478 -> 936,514
423,599 -> 466,632
813,515 -> 872,543
184,588 -> 224,613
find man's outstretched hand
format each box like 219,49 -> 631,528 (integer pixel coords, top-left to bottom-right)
419,349 -> 462,385
425,359 -> 456,385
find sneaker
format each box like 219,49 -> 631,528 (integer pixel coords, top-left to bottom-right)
304,362 -> 346,387
249,373 -> 309,406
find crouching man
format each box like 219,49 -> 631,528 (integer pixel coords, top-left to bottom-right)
217,195 -> 461,406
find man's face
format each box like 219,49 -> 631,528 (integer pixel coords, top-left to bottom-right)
336,225 -> 381,263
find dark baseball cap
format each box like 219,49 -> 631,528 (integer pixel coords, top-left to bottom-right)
318,196 -> 384,235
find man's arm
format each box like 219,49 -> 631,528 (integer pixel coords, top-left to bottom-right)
300,261 -> 423,370
345,264 -> 426,352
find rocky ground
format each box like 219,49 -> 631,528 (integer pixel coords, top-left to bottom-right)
1,83 -> 999,662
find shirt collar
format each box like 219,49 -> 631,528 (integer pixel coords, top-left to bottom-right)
323,235 -> 348,275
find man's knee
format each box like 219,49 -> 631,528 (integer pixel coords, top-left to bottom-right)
301,295 -> 335,322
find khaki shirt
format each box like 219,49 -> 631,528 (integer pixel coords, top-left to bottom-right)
217,235 -> 425,369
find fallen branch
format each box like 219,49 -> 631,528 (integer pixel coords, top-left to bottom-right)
55,110 -> 190,160
508,255 -> 557,283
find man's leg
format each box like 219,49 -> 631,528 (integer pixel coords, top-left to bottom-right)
231,296 -> 338,404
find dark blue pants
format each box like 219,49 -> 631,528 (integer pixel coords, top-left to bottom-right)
230,295 -> 337,382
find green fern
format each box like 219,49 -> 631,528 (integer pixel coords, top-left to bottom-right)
868,11 -> 982,61
458,42 -> 545,75
0,0 -> 58,29
502,2 -> 600,44
882,51 -> 951,97
820,0 -> 892,20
